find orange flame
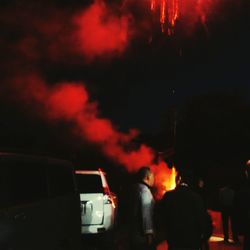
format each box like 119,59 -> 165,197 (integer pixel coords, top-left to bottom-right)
160,0 -> 166,31
168,0 -> 179,27
152,0 -> 179,33
152,161 -> 177,200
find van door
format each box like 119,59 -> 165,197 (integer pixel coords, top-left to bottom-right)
0,159 -> 48,250
47,160 -> 82,250
76,174 -> 104,225
0,156 -> 82,250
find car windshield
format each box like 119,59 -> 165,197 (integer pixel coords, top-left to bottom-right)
76,174 -> 103,193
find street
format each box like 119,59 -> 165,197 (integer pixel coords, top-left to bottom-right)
82,210 -> 244,250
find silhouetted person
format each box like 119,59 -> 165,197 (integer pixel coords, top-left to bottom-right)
196,177 -> 207,206
219,184 -> 239,244
234,161 -> 250,249
129,166 -> 155,250
158,168 -> 207,250
195,177 -> 213,250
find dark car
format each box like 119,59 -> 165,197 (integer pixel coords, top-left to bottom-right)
0,152 -> 82,250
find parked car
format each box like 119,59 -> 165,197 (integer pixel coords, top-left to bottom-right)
0,152 -> 82,250
75,169 -> 117,234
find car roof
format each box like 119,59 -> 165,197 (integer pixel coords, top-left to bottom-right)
75,170 -> 106,175
0,152 -> 72,166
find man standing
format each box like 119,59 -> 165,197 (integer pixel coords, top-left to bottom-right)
158,168 -> 207,250
234,160 -> 250,249
130,166 -> 155,250
219,184 -> 238,244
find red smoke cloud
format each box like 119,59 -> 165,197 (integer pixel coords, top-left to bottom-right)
74,0 -> 133,60
0,1 -> 134,65
11,73 -> 155,172
10,73 -> 172,198
48,83 -> 89,120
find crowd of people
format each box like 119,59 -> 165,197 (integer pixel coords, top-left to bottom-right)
128,161 -> 250,250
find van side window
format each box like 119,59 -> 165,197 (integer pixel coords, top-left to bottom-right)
0,161 -> 48,208
76,174 -> 103,193
47,163 -> 75,197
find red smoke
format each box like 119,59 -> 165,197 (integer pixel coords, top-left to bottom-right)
0,1 -> 134,65
11,74 -> 154,171
74,0 -> 132,60
10,72 -> 173,198
48,83 -> 89,120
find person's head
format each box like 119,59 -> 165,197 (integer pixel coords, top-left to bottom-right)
137,166 -> 154,187
197,177 -> 205,188
177,168 -> 194,187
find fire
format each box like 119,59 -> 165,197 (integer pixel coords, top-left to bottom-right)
164,166 -> 176,190
151,0 -> 156,11
150,0 -> 210,34
152,161 -> 177,199
151,0 -> 179,34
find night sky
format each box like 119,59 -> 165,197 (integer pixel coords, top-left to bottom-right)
1,0 -> 250,171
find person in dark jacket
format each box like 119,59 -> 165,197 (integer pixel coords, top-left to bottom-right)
234,160 -> 250,249
195,177 -> 213,250
219,184 -> 239,244
130,166 -> 155,250
158,168 -> 207,250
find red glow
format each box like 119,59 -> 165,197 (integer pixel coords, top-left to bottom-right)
74,0 -> 131,60
151,0 -> 156,11
157,241 -> 167,250
160,0 -> 167,31
150,0 -> 215,34
48,83 -> 89,120
105,144 -> 155,172
209,210 -> 223,236
79,116 -> 121,143
152,161 -> 176,199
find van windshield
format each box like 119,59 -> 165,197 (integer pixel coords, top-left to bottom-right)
76,174 -> 103,193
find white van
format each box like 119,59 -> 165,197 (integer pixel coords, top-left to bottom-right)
75,169 -> 117,234
0,152 -> 82,250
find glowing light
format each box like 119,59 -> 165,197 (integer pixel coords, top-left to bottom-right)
165,167 -> 176,190
150,0 -> 209,34
152,161 -> 177,200
160,0 -> 166,32
151,0 -> 156,11
151,0 -> 179,33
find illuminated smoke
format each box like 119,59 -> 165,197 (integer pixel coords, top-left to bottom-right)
10,73 -> 175,197
73,0 -> 132,60
0,1 -> 133,65
11,74 -> 152,169
150,0 -> 216,34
